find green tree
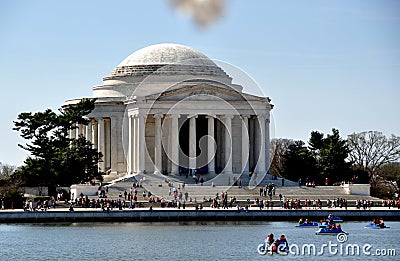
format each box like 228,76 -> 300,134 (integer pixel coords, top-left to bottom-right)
13,98 -> 103,194
0,187 -> 24,209
309,129 -> 352,184
308,131 -> 324,152
59,137 -> 103,185
282,129 -> 352,185
282,140 -> 318,182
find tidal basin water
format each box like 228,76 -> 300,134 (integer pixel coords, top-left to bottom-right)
0,221 -> 398,260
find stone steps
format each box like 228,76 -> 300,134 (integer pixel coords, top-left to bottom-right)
103,173 -> 379,202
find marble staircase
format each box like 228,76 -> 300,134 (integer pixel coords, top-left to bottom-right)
103,173 -> 379,203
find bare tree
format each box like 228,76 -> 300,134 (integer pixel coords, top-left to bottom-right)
347,131 -> 400,178
376,163 -> 400,193
0,162 -> 17,182
270,138 -> 295,176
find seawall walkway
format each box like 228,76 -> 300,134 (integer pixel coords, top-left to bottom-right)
1,208 -> 399,223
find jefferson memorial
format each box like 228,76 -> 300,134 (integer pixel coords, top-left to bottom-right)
65,43 -> 273,185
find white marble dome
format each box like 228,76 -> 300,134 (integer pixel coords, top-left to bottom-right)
105,43 -> 228,79
117,43 -> 216,67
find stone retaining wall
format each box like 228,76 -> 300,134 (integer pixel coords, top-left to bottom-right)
341,183 -> 371,196
0,209 -> 399,223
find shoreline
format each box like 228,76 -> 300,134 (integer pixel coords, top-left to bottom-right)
1,208 -> 399,223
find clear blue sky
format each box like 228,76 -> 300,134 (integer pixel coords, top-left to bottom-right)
1,0 -> 399,166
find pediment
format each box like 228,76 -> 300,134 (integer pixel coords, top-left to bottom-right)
143,83 -> 266,103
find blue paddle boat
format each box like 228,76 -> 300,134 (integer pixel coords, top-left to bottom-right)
296,221 -> 319,227
364,222 -> 390,229
316,227 -> 349,235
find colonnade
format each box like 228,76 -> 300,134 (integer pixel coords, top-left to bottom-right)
69,113 -> 270,177
69,117 -> 123,173
127,113 -> 270,176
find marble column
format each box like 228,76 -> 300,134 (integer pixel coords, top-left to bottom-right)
69,126 -> 75,140
189,115 -> 197,171
257,115 -> 267,174
97,118 -> 105,172
110,116 -> 119,173
77,124 -> 82,137
137,114 -> 146,174
85,120 -> 92,142
241,115 -> 250,173
127,115 -> 132,174
93,121 -> 98,149
207,116 -> 215,174
154,114 -> 163,174
224,115 -> 233,174
133,115 -> 138,173
265,118 -> 271,174
117,116 -> 125,173
249,117 -> 254,171
104,119 -> 111,170
170,114 -> 180,174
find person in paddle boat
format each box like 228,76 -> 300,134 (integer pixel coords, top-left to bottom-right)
379,218 -> 386,228
319,219 -> 328,227
269,235 -> 289,254
265,233 -> 287,253
366,218 -> 388,228
258,233 -> 273,254
316,225 -> 348,235
263,233 -> 275,251
272,239 -> 280,252
328,220 -> 335,229
279,235 -> 289,248
299,218 -> 313,226
259,233 -> 288,255
327,213 -> 343,222
266,233 -> 274,244
327,214 -> 337,221
298,219 -> 320,227
336,223 -> 342,231
258,233 -> 276,254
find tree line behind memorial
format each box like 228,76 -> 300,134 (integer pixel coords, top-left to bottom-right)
0,99 -> 399,204
270,130 -> 400,198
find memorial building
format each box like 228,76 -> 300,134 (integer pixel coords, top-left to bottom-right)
65,43 -> 273,185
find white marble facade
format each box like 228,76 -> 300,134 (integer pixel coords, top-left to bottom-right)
65,44 -> 273,181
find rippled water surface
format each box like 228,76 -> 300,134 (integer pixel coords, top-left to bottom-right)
0,221 -> 398,260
